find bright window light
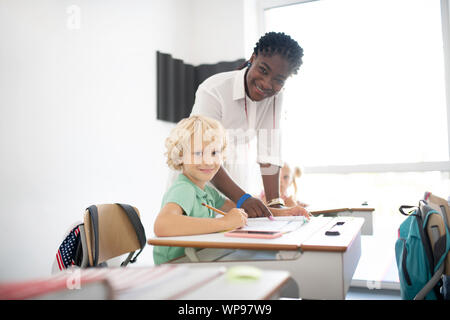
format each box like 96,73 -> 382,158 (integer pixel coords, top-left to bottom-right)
265,0 -> 449,167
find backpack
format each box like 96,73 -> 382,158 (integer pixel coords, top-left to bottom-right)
52,203 -> 146,273
395,200 -> 450,299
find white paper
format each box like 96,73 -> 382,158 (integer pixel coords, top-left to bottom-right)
241,216 -> 308,233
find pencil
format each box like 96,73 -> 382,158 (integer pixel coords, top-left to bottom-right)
202,202 -> 274,221
201,203 -> 227,216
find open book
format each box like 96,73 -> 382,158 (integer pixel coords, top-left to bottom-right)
240,216 -> 308,233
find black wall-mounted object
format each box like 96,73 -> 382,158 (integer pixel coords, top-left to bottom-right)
156,51 -> 245,123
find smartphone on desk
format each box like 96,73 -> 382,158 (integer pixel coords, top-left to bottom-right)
224,230 -> 283,239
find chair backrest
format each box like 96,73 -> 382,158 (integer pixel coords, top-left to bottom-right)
424,192 -> 450,276
425,192 -> 450,228
83,204 -> 146,266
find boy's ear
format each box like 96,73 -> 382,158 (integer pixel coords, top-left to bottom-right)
174,158 -> 183,166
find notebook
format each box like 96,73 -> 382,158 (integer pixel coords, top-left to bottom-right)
241,216 -> 308,233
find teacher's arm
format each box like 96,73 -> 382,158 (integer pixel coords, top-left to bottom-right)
211,166 -> 272,218
260,163 -> 281,207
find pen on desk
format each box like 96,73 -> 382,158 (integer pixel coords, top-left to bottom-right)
201,203 -> 227,216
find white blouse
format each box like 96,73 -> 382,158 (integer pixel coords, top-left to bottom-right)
190,68 -> 284,192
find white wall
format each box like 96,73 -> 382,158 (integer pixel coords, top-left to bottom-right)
188,0 -> 245,64
0,0 -> 247,281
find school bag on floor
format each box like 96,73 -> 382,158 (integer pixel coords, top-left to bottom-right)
52,203 -> 146,273
395,199 -> 450,299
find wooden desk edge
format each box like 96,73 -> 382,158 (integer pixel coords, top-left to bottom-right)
300,243 -> 352,252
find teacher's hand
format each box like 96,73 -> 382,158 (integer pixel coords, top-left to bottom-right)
270,205 -> 311,220
240,196 -> 272,218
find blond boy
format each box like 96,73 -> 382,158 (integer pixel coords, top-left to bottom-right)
153,115 -> 247,264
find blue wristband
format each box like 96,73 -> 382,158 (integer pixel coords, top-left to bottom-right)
236,193 -> 252,208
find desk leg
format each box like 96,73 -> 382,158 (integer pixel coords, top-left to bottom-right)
290,231 -> 361,299
185,248 -> 200,262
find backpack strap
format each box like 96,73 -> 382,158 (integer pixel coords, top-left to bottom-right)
121,251 -> 137,267
417,203 -> 436,273
414,226 -> 445,300
86,205 -> 100,266
116,203 -> 147,265
399,205 -> 417,216
78,224 -> 89,268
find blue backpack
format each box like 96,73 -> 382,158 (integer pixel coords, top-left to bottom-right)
395,201 -> 450,300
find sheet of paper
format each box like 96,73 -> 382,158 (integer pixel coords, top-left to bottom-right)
241,216 -> 308,233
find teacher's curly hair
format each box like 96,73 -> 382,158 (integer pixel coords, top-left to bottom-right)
253,32 -> 303,74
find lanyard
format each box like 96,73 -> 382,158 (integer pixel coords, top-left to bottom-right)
244,96 -> 276,129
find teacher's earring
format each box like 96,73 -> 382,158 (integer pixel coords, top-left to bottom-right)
247,62 -> 252,68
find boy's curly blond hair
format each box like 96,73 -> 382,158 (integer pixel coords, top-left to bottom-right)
165,115 -> 228,171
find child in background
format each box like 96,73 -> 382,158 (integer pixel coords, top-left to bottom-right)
280,163 -> 309,207
261,163 -> 309,208
153,116 -> 309,265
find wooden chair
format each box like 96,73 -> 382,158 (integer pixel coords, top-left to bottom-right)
83,203 -> 146,267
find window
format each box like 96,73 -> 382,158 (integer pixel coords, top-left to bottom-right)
263,0 -> 450,213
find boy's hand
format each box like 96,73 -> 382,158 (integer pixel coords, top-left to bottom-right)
223,208 -> 248,229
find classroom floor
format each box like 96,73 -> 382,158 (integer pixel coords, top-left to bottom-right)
347,212 -> 403,300
346,287 -> 401,300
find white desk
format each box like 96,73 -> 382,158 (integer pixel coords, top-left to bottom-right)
175,267 -> 291,300
310,207 -> 374,235
148,216 -> 364,300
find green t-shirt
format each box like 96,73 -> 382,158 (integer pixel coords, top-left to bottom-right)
153,174 -> 226,265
